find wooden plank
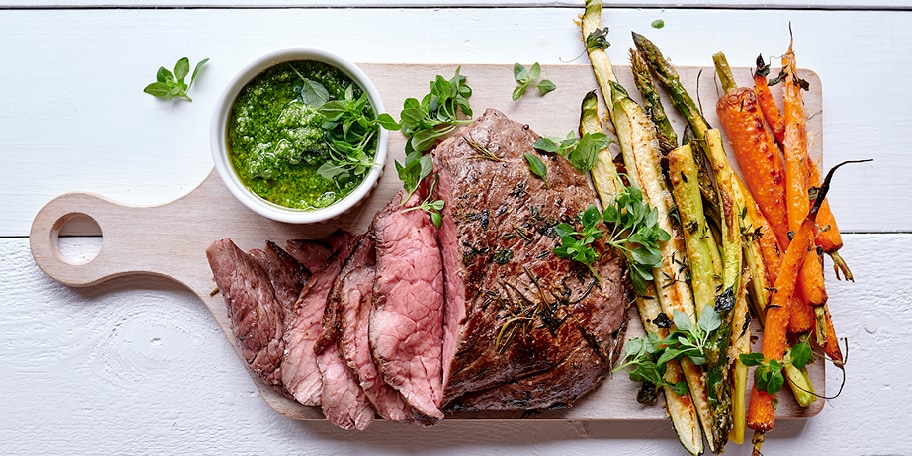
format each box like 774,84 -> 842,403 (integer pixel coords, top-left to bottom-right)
6,1 -> 912,10
29,62 -> 824,422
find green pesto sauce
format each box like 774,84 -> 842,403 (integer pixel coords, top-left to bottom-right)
227,60 -> 371,210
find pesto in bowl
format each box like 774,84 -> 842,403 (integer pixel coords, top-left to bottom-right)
211,48 -> 388,224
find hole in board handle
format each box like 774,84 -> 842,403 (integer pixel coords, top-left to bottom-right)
51,213 -> 103,265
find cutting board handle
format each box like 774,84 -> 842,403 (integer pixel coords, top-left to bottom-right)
30,192 -> 154,287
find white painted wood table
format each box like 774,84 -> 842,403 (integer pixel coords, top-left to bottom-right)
2,2 -> 910,455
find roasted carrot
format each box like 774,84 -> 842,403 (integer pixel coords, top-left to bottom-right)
782,41 -> 829,313
753,54 -> 785,146
747,218 -> 811,434
821,304 -> 845,366
747,159 -> 865,448
712,52 -> 815,333
713,52 -> 790,249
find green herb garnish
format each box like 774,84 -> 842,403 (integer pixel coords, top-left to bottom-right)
143,57 -> 208,102
533,131 -> 610,173
601,184 -> 670,295
523,152 -> 548,188
651,19 -> 665,29
401,173 -> 445,229
512,62 -> 556,101
614,305 -> 721,394
553,205 -> 605,279
393,68 -> 473,226
552,184 -> 668,294
398,66 -> 473,154
586,27 -> 611,50
740,340 -> 812,395
305,81 -> 398,183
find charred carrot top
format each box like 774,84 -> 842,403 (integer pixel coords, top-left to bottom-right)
753,54 -> 786,146
713,52 -> 790,249
807,149 -> 854,281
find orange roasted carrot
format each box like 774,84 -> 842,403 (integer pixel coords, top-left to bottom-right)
713,51 -> 815,333
821,304 -> 845,365
738,176 -> 814,332
713,52 -> 790,249
753,54 -> 786,146
782,40 -> 828,310
747,159 -> 865,444
747,189 -> 813,434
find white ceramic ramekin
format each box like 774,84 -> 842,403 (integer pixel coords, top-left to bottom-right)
210,48 -> 387,224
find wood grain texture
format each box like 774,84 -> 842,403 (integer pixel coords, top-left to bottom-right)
29,63 -> 824,422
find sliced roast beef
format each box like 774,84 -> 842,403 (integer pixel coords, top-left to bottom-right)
333,237 -> 415,423
369,191 -> 446,424
432,108 -> 631,410
250,240 -> 312,309
314,236 -> 377,430
205,239 -> 285,389
286,230 -> 354,271
282,233 -> 358,406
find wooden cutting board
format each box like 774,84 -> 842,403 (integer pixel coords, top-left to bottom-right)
29,63 -> 824,421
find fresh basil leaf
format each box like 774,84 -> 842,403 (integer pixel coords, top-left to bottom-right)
739,352 -> 765,367
533,137 -> 561,153
512,84 -> 527,101
376,113 -> 401,130
790,340 -> 812,369
300,78 -> 330,107
156,66 -> 173,83
698,307 -> 722,333
190,58 -> 209,87
514,62 -> 528,81
672,310 -> 693,333
528,62 -> 541,81
767,371 -> 785,394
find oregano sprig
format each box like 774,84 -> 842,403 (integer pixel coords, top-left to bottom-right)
553,205 -> 605,280
552,184 -> 668,295
144,57 -> 209,102
601,185 -> 671,295
398,66 -> 473,154
512,62 -> 556,101
614,306 -> 721,394
533,131 -> 610,173
740,340 -> 813,395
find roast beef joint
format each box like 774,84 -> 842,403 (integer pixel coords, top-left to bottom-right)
206,109 -> 632,429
